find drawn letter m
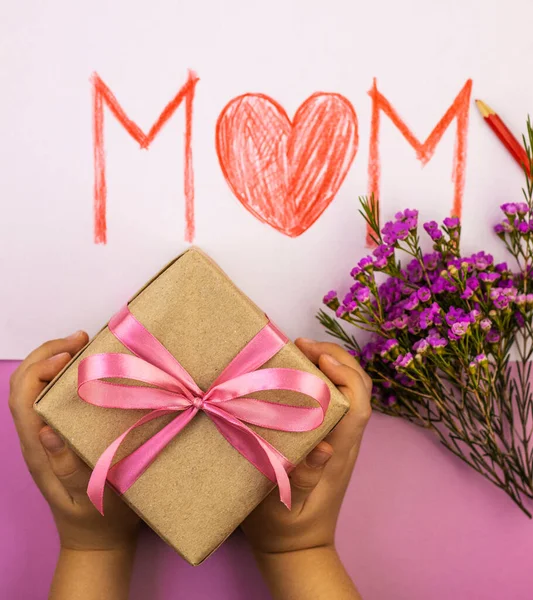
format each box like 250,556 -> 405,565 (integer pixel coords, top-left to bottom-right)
91,71 -> 199,244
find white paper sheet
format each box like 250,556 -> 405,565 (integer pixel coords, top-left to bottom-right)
1,0 -> 533,358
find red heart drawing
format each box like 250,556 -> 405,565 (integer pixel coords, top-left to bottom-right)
216,93 -> 358,237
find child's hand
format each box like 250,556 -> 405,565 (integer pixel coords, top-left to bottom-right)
9,331 -> 140,553
242,339 -> 372,555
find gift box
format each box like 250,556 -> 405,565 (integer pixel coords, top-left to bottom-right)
34,248 -> 349,565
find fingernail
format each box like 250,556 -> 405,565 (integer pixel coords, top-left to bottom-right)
298,338 -> 316,345
306,449 -> 332,468
47,352 -> 71,362
40,429 -> 65,454
323,354 -> 340,366
66,330 -> 83,340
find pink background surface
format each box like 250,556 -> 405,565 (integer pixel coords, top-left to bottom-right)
2,358 -> 532,599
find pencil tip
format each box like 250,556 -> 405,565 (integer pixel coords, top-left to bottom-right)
475,99 -> 494,118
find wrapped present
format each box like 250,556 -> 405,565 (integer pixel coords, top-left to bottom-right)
35,248 -> 349,565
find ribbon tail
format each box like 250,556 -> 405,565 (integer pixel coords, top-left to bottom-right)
108,407 -> 197,495
207,408 -> 293,509
209,322 -> 287,387
87,408 -> 174,514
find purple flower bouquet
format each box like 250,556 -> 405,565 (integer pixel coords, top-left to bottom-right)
319,120 -> 533,516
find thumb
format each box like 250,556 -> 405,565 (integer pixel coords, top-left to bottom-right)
39,426 -> 92,504
289,441 -> 333,508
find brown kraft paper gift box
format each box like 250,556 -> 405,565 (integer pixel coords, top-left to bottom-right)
34,248 -> 350,565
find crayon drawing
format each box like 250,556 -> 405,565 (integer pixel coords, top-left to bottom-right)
367,79 -> 472,244
92,71 -> 199,244
216,93 -> 358,237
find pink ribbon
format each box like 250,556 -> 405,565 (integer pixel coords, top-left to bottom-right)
78,306 -> 330,514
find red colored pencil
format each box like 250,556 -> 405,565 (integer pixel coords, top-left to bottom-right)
475,99 -> 530,176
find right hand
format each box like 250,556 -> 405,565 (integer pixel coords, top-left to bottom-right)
9,331 -> 140,552
242,339 -> 372,556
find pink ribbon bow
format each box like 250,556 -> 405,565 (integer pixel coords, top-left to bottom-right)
78,306 -> 330,514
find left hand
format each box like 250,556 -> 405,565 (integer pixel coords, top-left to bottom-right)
242,339 -> 372,556
9,331 -> 140,552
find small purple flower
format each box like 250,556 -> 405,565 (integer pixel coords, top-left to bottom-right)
461,287 -> 474,300
407,312 -> 421,334
469,309 -> 480,322
417,287 -> 431,302
350,266 -> 362,278
380,339 -> 399,356
382,321 -> 396,332
382,395 -> 397,407
527,294 -> 533,307
475,353 -> 488,364
392,221 -> 410,241
480,318 -> 492,331
486,329 -> 501,343
407,259 -> 423,283
394,373 -> 414,387
423,252 -> 441,271
494,224 -> 505,235
495,262 -> 508,273
500,219 -> 514,233
431,277 -> 447,295
479,272 -> 500,283
471,251 -> 494,271
403,293 -> 419,311
419,303 -> 441,329
336,306 -> 349,318
393,314 -> 408,330
451,321 -> 470,337
503,287 -> 517,302
361,343 -> 378,363
423,220 -> 443,241
405,217 -> 417,230
358,256 -> 373,271
443,216 -> 460,229
466,276 -> 479,290
517,203 -> 529,215
374,257 -> 388,269
516,294 -> 527,306
355,286 -> 371,303
493,295 -> 509,310
517,221 -> 529,234
412,339 -> 429,354
515,312 -> 526,328
382,221 -> 398,245
427,334 -> 448,349
393,352 -> 414,369
445,306 -> 467,326
404,212 -> 419,231
323,290 -> 337,304
501,202 -> 518,216
404,208 -> 419,220
373,244 -> 394,260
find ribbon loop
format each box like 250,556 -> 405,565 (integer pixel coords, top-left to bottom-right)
78,306 -> 330,514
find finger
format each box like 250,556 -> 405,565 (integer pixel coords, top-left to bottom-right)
295,339 -> 372,392
317,353 -> 372,457
40,426 -> 92,504
10,352 -> 72,427
13,331 -> 88,384
289,441 -> 333,508
9,353 -> 73,490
